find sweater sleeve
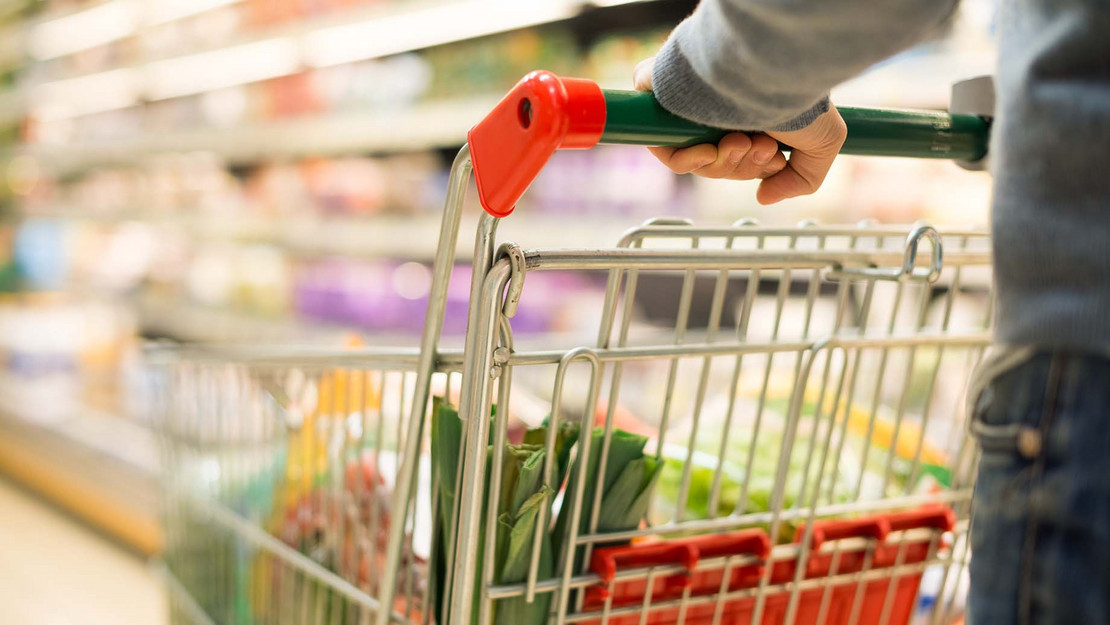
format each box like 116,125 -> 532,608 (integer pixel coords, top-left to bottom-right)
652,0 -> 960,131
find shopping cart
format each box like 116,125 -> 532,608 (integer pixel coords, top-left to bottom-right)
158,71 -> 995,625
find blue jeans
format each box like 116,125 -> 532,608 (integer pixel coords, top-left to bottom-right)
969,351 -> 1110,625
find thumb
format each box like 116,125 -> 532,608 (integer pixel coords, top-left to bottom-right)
755,149 -> 836,204
633,57 -> 655,91
757,108 -> 846,204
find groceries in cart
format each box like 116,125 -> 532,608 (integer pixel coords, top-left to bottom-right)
427,382 -> 957,625
179,362 -> 958,624
184,365 -> 433,623
653,385 -> 952,528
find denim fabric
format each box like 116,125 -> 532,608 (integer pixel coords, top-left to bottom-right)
969,351 -> 1110,625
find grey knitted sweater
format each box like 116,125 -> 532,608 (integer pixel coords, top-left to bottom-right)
653,0 -> 1110,350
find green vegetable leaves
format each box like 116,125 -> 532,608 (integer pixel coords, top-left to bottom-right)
492,443 -> 554,625
431,402 -> 667,625
553,428 -> 662,572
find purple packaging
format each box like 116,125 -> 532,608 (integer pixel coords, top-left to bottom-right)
294,260 -> 601,336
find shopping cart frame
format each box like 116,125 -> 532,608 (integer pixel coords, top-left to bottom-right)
160,71 -> 994,625
376,72 -> 991,625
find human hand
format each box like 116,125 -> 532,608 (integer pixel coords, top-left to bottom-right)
633,57 -> 847,205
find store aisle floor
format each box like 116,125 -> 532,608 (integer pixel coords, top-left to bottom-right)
0,478 -> 167,625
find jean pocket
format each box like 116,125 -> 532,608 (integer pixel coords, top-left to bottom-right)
971,420 -> 1034,455
969,381 -> 1044,461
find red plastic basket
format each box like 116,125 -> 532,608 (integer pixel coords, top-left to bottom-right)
581,506 -> 955,625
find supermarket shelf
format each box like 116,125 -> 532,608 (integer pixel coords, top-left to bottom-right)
23,209 -> 647,260
0,18 -> 26,73
0,86 -> 22,125
27,0 -> 667,113
23,95 -> 498,171
0,374 -> 163,555
29,0 -> 243,61
135,292 -> 359,344
0,0 -> 29,21
0,374 -> 159,475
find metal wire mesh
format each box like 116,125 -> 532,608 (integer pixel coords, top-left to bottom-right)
450,220 -> 989,625
160,353 -> 440,625
159,220 -> 990,625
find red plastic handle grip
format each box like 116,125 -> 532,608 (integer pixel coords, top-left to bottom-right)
591,543 -> 697,599
796,506 -> 956,552
885,505 -> 957,533
797,518 -> 892,551
694,531 -> 771,561
467,71 -> 606,218
590,530 -> 770,590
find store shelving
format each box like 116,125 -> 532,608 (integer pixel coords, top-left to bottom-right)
0,87 -> 22,125
0,372 -> 158,475
23,0 -> 673,120
134,290 -> 356,343
22,94 -> 499,171
13,0 -> 694,174
0,372 -> 162,555
26,0 -> 243,61
22,209 -> 650,260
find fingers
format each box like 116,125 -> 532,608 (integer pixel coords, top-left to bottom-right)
755,143 -> 836,204
756,167 -> 810,205
633,57 -> 655,91
758,107 -> 847,204
647,133 -> 786,180
690,132 -> 752,178
647,143 -> 717,174
723,133 -> 786,180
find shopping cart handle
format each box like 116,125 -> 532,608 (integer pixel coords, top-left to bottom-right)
468,71 -> 991,218
601,90 -> 990,160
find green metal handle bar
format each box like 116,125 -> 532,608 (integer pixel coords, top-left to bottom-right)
467,73 -> 993,217
599,89 -> 990,162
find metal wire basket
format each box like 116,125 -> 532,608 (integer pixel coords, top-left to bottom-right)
159,72 -> 993,625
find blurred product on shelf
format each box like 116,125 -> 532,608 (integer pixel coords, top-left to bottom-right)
582,27 -> 670,89
9,157 -> 991,343
0,292 -> 143,425
20,19 -> 647,149
24,23 -> 579,146
0,293 -> 136,380
308,53 -> 432,116
28,0 -> 410,81
14,216 -> 162,293
294,261 -> 602,335
422,27 -> 578,101
23,144 -> 699,221
531,145 -> 690,217
10,217 -> 617,338
246,153 -> 442,217
20,151 -> 442,217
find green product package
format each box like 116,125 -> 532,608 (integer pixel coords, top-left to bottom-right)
430,398 -> 467,623
491,421 -> 579,625
552,427 -> 663,573
431,401 -> 581,625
